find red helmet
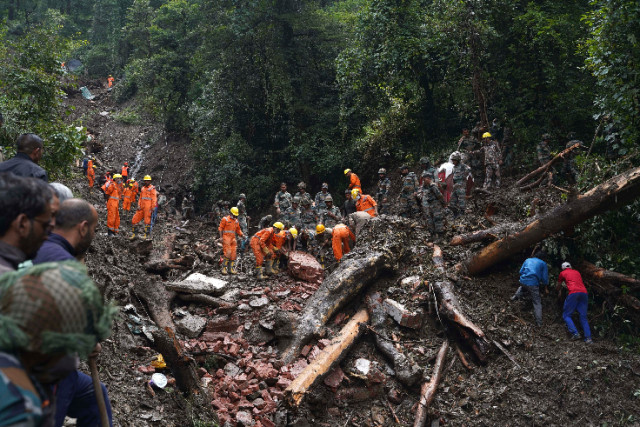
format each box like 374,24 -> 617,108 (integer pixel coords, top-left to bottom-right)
124,162 -> 129,165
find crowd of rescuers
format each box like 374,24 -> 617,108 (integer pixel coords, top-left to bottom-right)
212,122 -> 585,279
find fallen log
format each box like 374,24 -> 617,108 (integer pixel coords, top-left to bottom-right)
461,166 -> 640,275
279,250 -> 392,364
366,293 -> 421,387
516,142 -> 582,186
133,281 -> 176,331
151,328 -> 203,396
414,340 -> 449,427
144,255 -> 195,274
577,260 -> 640,292
177,293 -> 235,310
284,308 -> 369,407
449,222 -> 522,246
432,281 -> 490,363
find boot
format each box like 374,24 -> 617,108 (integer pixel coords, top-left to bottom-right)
230,261 -> 238,275
221,259 -> 229,275
256,267 -> 266,280
265,259 -> 276,275
142,225 -> 149,239
108,230 -> 114,236
130,228 -> 136,240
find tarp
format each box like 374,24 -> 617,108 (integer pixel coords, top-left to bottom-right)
80,86 -> 95,100
66,59 -> 83,72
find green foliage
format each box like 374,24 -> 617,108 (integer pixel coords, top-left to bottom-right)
113,106 -> 143,124
0,15 -> 86,179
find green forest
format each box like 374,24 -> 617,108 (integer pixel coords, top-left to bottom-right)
1,0 -> 639,271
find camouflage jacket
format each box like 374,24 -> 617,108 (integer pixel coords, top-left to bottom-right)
537,141 -> 552,165
320,206 -> 342,228
452,163 -> 472,186
422,182 -> 445,205
565,140 -> 584,162
282,206 -> 301,227
420,167 -> 437,185
376,177 -> 391,200
314,191 -> 332,213
274,191 -> 292,211
478,140 -> 502,166
458,135 -> 478,152
300,206 -> 318,230
400,172 -> 419,195
297,191 -> 313,207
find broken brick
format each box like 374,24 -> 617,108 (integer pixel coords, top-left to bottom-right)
137,365 -> 155,374
275,377 -> 292,389
317,339 -> 331,349
323,367 -> 345,390
383,298 -> 424,329
300,345 -> 312,357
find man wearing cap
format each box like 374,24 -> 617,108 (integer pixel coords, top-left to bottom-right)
314,183 -> 332,215
558,262 -> 592,343
319,195 -> 342,228
102,173 -> 122,236
296,182 -> 313,207
449,152 -> 472,217
131,175 -> 157,239
219,207 -> 244,275
299,198 -> 318,231
282,196 -> 301,229
0,262 -> 115,427
274,183 -> 292,218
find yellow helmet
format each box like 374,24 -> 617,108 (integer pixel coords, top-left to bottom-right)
230,207 -> 239,216
482,132 -> 492,139
316,224 -> 325,234
113,174 -> 122,179
289,228 -> 298,238
143,175 -> 152,181
344,168 -> 351,175
273,221 -> 285,230
351,188 -> 360,199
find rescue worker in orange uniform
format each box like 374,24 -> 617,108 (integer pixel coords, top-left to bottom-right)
352,188 -> 378,217
250,222 -> 285,279
130,178 -> 139,199
344,169 -> 362,191
316,223 -> 355,262
107,75 -> 114,89
122,180 -> 136,212
218,207 -> 244,275
272,226 -> 297,273
102,173 -> 123,236
131,175 -> 157,239
121,162 -> 129,180
87,163 -> 96,188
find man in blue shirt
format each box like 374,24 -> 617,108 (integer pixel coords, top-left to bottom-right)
511,250 -> 549,326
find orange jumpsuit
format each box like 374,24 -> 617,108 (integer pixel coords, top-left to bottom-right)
219,215 -> 244,260
107,76 -> 114,88
122,186 -> 135,211
116,180 -> 125,197
131,181 -> 140,199
349,173 -> 362,191
332,224 -> 355,261
87,161 -> 95,187
250,227 -> 277,267
121,165 -> 129,179
102,180 -> 121,233
132,184 -> 157,226
356,194 -> 377,217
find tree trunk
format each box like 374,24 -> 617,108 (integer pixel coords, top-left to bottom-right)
449,222 -> 522,246
414,340 -> 449,427
284,308 -> 369,407
279,251 -> 392,364
577,260 -> 640,292
461,166 -> 640,275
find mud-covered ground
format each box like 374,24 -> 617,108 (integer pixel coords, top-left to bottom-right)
62,83 -> 640,426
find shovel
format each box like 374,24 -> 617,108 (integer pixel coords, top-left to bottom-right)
88,354 -> 110,427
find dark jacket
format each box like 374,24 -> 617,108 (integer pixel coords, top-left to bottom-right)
32,233 -> 76,264
0,153 -> 48,182
342,199 -> 356,217
0,241 -> 27,275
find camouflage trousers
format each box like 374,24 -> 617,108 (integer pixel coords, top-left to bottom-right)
376,195 -> 390,215
561,161 -> 577,185
484,164 -> 501,188
423,202 -> 444,234
399,195 -> 420,218
449,185 -> 466,215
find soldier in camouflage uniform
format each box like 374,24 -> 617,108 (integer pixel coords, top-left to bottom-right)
449,152 -> 472,217
258,214 -> 273,229
376,168 -> 391,215
319,195 -> 342,228
237,193 -> 250,252
297,182 -> 313,207
419,157 -> 437,185
457,128 -> 481,179
398,165 -> 420,218
299,198 -> 318,232
282,196 -> 301,229
421,174 -> 446,237
561,132 -> 585,185
314,183 -> 332,215
474,132 -> 502,188
274,182 -> 292,218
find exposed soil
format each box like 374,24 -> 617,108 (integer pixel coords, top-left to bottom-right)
61,83 -> 640,427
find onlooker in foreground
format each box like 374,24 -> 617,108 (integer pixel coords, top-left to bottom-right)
558,262 -> 592,343
0,173 -> 53,275
0,133 -> 48,181
0,262 -> 115,426
511,250 -> 549,326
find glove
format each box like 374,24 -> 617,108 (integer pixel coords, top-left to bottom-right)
262,247 -> 271,255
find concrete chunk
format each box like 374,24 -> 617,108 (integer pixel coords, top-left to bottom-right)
165,273 -> 227,295
175,313 -> 207,338
383,298 -> 423,329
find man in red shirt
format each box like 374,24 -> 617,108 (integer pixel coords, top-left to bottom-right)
558,262 -> 592,343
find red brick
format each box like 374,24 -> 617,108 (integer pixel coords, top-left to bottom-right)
276,377 -> 292,389
201,331 -> 231,342
300,345 -> 312,357
307,346 -> 321,362
317,339 -> 331,349
137,365 -> 155,374
206,316 -> 242,333
238,399 -> 254,409
227,343 -> 241,356
229,391 -> 240,401
258,416 -> 276,427
323,367 -> 345,390
289,359 -> 308,377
